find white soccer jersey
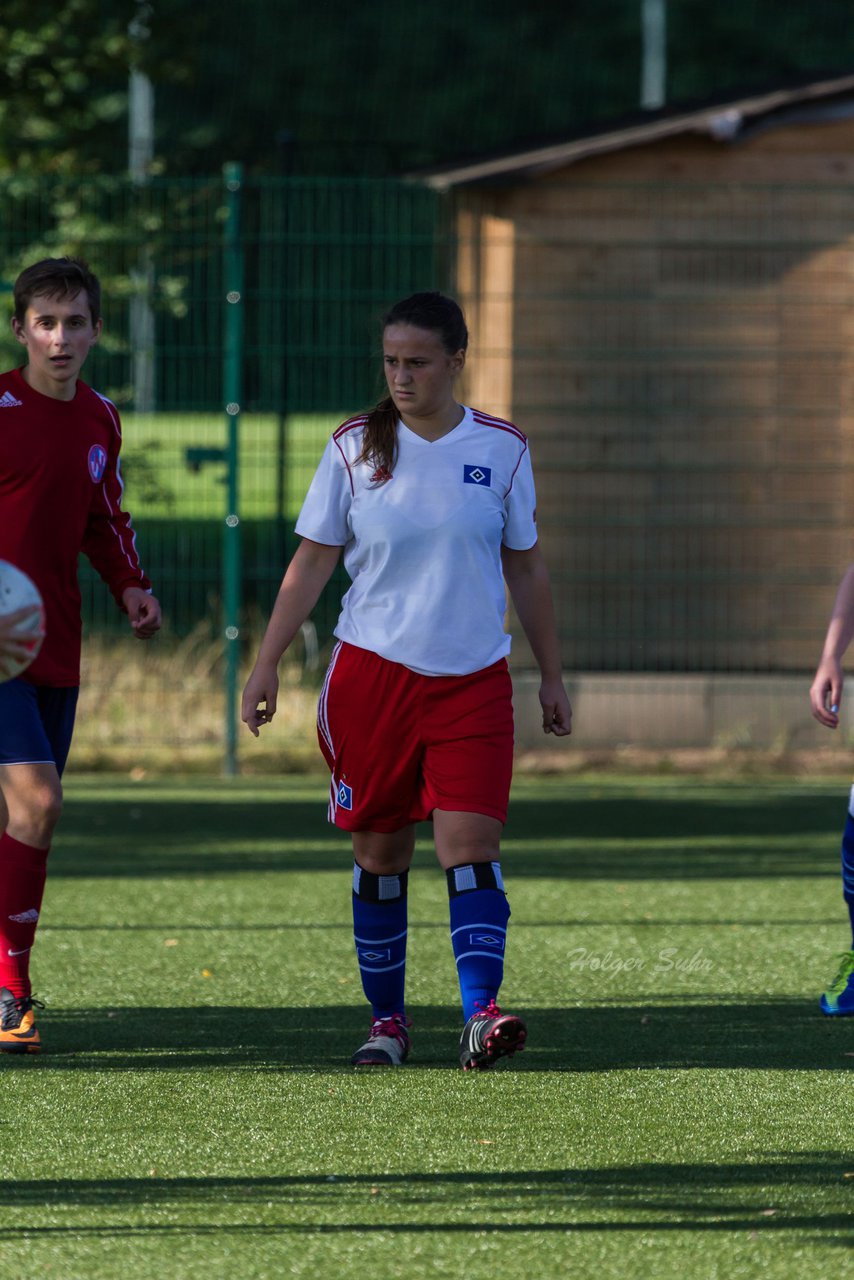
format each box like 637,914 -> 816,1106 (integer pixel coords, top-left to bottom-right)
295,406 -> 538,676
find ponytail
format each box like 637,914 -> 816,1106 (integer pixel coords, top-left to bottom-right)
356,396 -> 399,479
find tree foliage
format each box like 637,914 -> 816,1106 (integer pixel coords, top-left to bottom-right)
0,0 -> 199,177
1,0 -> 853,180
0,0 -> 136,175
157,0 -> 854,176
0,0 -> 202,392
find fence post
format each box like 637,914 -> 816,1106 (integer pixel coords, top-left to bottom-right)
223,161 -> 244,776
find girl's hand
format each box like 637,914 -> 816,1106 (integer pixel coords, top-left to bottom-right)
540,679 -> 572,736
242,665 -> 279,737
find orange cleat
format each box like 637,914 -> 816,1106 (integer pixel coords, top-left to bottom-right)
0,986 -> 43,1053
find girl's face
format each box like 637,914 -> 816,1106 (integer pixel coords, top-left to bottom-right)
382,323 -> 465,421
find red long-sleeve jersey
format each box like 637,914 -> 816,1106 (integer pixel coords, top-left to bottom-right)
0,367 -> 151,686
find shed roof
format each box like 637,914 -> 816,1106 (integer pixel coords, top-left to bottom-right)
416,72 -> 854,190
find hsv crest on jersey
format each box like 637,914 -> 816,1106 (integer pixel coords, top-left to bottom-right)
463,464 -> 492,487
87,444 -> 107,483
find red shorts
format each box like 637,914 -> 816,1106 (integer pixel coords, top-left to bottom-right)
316,642 -> 514,832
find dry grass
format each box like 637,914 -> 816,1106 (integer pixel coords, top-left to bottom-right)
73,626 -> 322,774
70,631 -> 854,779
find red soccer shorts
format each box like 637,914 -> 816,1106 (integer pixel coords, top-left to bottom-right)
316,641 -> 514,832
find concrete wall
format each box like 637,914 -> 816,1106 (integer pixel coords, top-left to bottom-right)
512,672 -> 852,752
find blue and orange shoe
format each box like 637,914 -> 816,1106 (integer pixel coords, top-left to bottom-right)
459,999 -> 526,1071
820,950 -> 854,1016
351,1014 -> 411,1067
0,987 -> 43,1053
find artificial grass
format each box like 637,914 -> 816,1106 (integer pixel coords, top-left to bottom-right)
2,775 -> 852,1278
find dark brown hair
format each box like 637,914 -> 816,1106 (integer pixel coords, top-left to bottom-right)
358,292 -> 469,478
13,257 -> 101,325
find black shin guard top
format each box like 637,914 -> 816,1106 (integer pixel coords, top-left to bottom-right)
446,861 -> 504,897
352,863 -> 409,902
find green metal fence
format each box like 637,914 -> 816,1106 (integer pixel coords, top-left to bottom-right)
0,171 -> 450,766
1,173 -> 850,762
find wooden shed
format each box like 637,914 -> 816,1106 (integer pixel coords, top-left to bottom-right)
420,74 -> 854,680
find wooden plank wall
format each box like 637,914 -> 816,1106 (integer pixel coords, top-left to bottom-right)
456,123 -> 854,672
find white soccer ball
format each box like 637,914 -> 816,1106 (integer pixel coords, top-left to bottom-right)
0,560 -> 45,682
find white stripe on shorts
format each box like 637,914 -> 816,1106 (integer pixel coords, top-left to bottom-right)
317,641 -> 343,757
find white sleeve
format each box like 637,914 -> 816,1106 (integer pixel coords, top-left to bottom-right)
294,435 -> 353,546
502,442 -> 538,550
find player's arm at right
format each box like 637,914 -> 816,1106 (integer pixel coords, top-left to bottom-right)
810,561 -> 854,729
242,538 -> 342,736
502,542 -> 572,737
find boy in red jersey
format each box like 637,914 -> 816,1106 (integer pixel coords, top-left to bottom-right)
0,257 -> 161,1052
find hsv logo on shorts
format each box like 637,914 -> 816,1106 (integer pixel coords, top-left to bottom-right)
337,781 -> 353,810
463,464 -> 492,487
88,443 -> 107,483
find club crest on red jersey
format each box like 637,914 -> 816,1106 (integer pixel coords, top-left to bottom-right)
88,444 -> 107,482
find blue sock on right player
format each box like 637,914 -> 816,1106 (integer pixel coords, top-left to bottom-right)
841,811 -> 854,946
352,863 -> 408,1020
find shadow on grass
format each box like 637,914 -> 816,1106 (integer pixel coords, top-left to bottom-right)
52,785 -> 847,880
0,1155 -> 849,1241
6,999 -> 852,1073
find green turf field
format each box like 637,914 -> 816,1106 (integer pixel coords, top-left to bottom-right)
4,774 -> 853,1278
121,412 -> 340,519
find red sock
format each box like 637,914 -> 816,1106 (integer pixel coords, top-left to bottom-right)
0,833 -> 49,1000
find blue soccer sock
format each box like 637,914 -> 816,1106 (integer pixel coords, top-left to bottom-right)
352,863 -> 408,1020
447,862 -> 511,1021
841,808 -> 854,947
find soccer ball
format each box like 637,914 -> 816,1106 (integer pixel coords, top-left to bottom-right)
0,560 -> 44,682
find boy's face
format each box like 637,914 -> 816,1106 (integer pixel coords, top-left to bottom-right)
11,289 -> 102,400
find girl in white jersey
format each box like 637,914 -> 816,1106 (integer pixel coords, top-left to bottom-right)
242,292 -> 572,1070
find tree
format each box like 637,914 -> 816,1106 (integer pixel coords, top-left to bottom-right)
154,0 -> 854,177
0,2 -> 203,395
0,0 -> 135,176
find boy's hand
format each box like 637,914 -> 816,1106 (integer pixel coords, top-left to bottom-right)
123,587 -> 162,639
